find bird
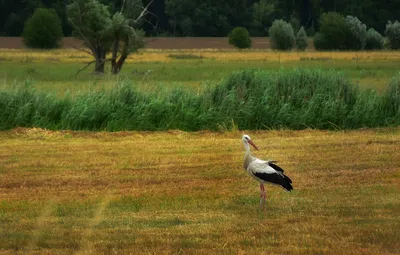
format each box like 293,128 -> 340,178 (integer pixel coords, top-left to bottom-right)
242,134 -> 293,210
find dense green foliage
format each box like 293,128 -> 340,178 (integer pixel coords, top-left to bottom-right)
313,32 -> 327,50
314,12 -> 348,50
268,20 -> 295,50
2,0 -> 400,37
295,26 -> 308,51
228,27 -> 252,49
365,28 -> 384,50
385,21 -> 400,49
345,15 -> 367,50
22,8 -> 63,49
314,13 -> 369,51
1,69 -> 399,131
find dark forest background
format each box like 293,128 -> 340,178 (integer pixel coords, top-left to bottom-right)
1,0 -> 399,37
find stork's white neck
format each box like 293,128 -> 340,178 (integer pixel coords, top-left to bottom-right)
243,141 -> 253,170
243,142 -> 251,155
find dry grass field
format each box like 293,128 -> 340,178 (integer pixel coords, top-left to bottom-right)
2,48 -> 400,63
0,128 -> 399,254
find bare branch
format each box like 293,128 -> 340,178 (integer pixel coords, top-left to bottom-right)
73,2 -> 96,53
68,18 -> 95,54
75,58 -> 112,77
121,0 -> 127,13
66,42 -> 93,56
143,37 -> 157,46
143,15 -> 159,30
75,60 -> 96,77
133,0 -> 154,24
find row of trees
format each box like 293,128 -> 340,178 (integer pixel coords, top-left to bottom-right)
228,23 -> 308,51
2,0 -> 400,37
22,1 -> 400,76
227,14 -> 400,51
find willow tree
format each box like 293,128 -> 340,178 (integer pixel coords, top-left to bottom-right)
67,0 -> 152,74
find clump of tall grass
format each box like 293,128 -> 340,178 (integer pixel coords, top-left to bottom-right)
382,73 -> 400,122
0,69 -> 399,131
202,69 -> 359,129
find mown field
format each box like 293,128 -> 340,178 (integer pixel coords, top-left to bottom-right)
0,48 -> 400,254
0,128 -> 399,254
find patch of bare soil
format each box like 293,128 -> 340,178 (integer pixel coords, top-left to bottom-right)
0,37 -> 315,50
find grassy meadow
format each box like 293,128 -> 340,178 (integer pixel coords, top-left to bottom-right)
1,49 -> 400,93
0,128 -> 399,254
0,48 -> 400,253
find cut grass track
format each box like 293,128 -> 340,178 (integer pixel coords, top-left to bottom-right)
0,128 -> 399,254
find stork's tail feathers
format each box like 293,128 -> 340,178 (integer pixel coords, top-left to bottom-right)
281,174 -> 293,192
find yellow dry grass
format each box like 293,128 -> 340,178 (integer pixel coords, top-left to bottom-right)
0,128 -> 399,254
1,48 -> 400,63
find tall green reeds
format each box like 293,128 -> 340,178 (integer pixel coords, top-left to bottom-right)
0,69 -> 399,131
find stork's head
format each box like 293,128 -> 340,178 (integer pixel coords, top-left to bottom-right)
242,134 -> 259,150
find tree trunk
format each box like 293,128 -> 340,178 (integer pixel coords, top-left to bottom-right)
111,38 -> 119,74
94,48 -> 106,74
95,59 -> 105,73
112,54 -> 128,74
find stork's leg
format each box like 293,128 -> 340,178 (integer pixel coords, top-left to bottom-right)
259,183 -> 266,210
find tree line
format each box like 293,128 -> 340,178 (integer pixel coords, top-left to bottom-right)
1,0 -> 400,37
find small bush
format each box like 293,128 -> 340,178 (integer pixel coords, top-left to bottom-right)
22,8 -> 63,49
345,15 -> 367,50
385,20 -> 400,49
269,19 -> 295,50
384,38 -> 391,49
365,28 -> 384,50
228,27 -> 252,49
316,12 -> 348,50
296,26 -> 308,51
313,32 -> 328,50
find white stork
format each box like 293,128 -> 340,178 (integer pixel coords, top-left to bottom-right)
242,134 -> 293,209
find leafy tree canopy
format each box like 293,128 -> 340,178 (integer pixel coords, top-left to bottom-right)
22,8 -> 63,49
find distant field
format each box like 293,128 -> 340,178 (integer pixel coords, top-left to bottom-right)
0,128 -> 399,254
1,48 -> 400,94
0,37 -> 315,50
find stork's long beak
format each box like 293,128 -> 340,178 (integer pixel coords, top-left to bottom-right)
248,140 -> 259,151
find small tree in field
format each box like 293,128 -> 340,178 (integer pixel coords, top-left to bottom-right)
268,19 -> 295,50
385,20 -> 400,49
22,8 -> 63,49
365,28 -> 384,50
228,27 -> 252,49
67,0 -> 152,74
296,26 -> 308,51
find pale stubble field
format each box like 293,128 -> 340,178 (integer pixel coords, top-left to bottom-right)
0,128 -> 399,254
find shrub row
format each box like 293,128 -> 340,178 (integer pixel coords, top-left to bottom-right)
315,13 -> 386,51
1,69 -> 399,131
228,14 -> 399,51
